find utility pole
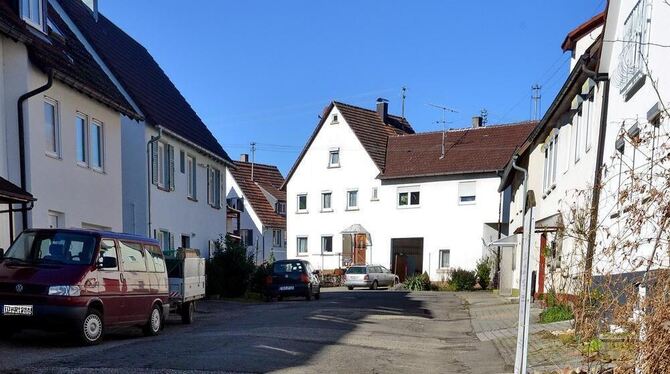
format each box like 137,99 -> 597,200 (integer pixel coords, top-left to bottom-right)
428,103 -> 458,160
250,142 -> 256,181
401,86 -> 407,118
531,84 -> 542,121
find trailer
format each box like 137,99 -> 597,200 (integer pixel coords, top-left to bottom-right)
165,249 -> 206,324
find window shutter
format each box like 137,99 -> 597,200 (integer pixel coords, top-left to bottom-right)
151,142 -> 158,185
206,166 -> 211,205
215,170 -> 221,208
168,145 -> 175,190
179,150 -> 185,174
169,232 -> 174,252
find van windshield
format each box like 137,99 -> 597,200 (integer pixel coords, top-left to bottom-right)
4,231 -> 97,265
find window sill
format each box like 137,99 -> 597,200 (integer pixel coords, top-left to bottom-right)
296,210 -> 309,214
320,209 -> 334,213
370,198 -> 379,202
458,201 -> 476,206
45,152 -> 61,160
209,204 -> 222,210
296,253 -> 309,257
345,207 -> 359,211
327,164 -> 340,169
397,205 -> 420,209
91,167 -> 105,174
187,196 -> 198,202
157,185 -> 171,192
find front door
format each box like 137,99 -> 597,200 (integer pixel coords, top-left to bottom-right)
538,234 -> 547,298
354,234 -> 367,265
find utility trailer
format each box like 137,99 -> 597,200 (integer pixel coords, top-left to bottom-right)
165,249 -> 206,324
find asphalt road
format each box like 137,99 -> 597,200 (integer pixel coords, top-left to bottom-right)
0,289 -> 508,373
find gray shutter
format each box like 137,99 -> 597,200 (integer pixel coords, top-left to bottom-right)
215,170 -> 221,208
206,166 -> 211,205
151,142 -> 158,185
246,230 -> 253,247
168,145 -> 175,190
179,150 -> 185,173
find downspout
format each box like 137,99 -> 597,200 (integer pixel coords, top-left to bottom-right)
146,128 -> 163,236
17,70 -> 54,230
494,189 -> 503,289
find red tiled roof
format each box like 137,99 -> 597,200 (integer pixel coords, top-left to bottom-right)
58,0 -> 232,164
381,121 -> 537,179
0,2 -> 139,119
561,12 -> 605,52
230,161 -> 286,229
283,101 -> 414,187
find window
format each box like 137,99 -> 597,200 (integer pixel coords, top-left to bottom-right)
156,230 -> 171,253
371,187 -> 379,201
240,229 -> 253,247
76,114 -> 87,164
573,112 -> 581,163
543,133 -> 559,193
321,192 -> 332,211
90,120 -> 103,171
584,93 -> 595,152
328,149 -> 340,167
332,114 -> 339,124
179,150 -> 185,173
44,98 -> 59,156
152,141 -> 174,190
346,190 -> 358,210
47,210 -> 63,228
398,187 -> 420,207
439,249 -> 450,268
146,245 -> 165,273
119,241 -> 147,272
207,166 -> 221,208
275,201 -> 286,215
321,236 -> 333,253
21,0 -> 44,30
99,239 -> 118,271
297,194 -> 308,212
617,0 -> 650,95
187,155 -> 196,199
297,237 -> 308,255
181,234 -> 190,249
273,230 -> 282,247
458,181 -> 476,204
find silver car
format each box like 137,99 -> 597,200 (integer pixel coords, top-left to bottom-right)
345,265 -> 399,290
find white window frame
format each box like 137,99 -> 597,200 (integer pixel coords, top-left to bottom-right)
346,189 -> 358,210
542,132 -> 559,194
458,181 -> 477,205
397,186 -> 420,208
371,187 -> 379,201
439,249 -> 450,269
187,155 -> 197,200
157,142 -> 165,188
44,97 -> 60,158
272,230 -> 282,247
296,236 -> 308,255
297,194 -> 308,213
75,113 -> 88,167
207,166 -> 221,208
21,0 -> 45,32
328,148 -> 340,168
321,191 -> 332,212
573,111 -> 582,163
584,91 -> 595,153
332,113 -> 339,124
89,120 -> 104,172
275,201 -> 286,215
321,235 -> 333,253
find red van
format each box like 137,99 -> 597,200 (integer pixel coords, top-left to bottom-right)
0,229 -> 169,345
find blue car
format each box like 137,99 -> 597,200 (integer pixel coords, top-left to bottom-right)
266,260 -> 321,301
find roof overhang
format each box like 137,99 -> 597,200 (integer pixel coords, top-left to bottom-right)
157,126 -> 234,167
535,213 -> 564,233
380,169 -> 500,181
487,234 -> 519,248
561,12 -> 606,52
0,177 -> 35,204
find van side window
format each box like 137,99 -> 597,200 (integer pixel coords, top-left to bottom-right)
146,244 -> 166,273
144,247 -> 156,272
100,239 -> 118,271
119,241 -> 147,272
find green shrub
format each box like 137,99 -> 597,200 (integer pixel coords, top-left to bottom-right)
539,304 -> 574,323
475,257 -> 492,290
404,272 -> 431,291
207,235 -> 256,298
250,260 -> 273,294
449,268 -> 477,291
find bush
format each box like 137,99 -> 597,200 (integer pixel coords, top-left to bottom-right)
207,235 -> 256,298
539,304 -> 574,324
475,257 -> 492,290
250,260 -> 273,294
449,268 -> 477,291
404,272 -> 432,291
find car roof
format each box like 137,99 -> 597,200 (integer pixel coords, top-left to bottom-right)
22,228 -> 160,245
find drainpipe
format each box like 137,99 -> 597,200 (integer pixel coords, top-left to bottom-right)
17,70 -> 54,230
146,127 -> 162,236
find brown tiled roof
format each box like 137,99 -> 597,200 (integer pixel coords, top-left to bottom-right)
0,2 -> 139,119
0,176 -> 34,204
58,0 -> 232,164
283,101 -> 414,188
230,161 -> 286,229
381,121 -> 537,180
561,12 -> 605,52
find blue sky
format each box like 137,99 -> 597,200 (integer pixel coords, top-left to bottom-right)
100,1 -> 605,175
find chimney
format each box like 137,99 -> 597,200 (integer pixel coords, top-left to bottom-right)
82,0 -> 99,22
376,98 -> 388,122
471,116 -> 483,128
240,154 -> 249,162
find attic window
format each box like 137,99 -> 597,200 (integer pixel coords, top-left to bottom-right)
21,0 -> 45,32
332,114 -> 339,124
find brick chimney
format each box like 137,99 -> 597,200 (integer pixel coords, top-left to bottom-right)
376,98 -> 388,122
472,116 -> 484,128
240,154 -> 249,162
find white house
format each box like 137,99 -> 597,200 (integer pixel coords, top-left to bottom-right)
0,0 -> 141,249
226,155 -> 287,263
55,0 -> 233,257
285,99 -> 534,281
497,13 -> 606,297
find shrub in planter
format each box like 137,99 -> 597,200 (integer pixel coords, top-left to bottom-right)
404,272 -> 432,291
449,268 -> 477,291
475,257 -> 492,290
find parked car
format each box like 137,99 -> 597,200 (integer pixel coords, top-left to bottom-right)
266,259 -> 321,301
0,229 -> 169,345
345,265 -> 398,290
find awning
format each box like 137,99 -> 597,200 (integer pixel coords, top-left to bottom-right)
535,213 -> 563,233
487,234 -> 519,248
0,176 -> 34,204
341,224 -> 372,246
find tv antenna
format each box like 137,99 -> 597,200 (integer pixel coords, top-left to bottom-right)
428,103 -> 458,160
401,86 -> 407,118
531,84 -> 542,121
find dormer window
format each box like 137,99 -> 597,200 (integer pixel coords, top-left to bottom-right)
275,201 -> 286,215
21,0 -> 45,31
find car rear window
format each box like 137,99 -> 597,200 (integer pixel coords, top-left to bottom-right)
273,262 -> 304,274
346,266 -> 367,274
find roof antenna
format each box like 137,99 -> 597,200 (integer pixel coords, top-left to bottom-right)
250,142 -> 256,181
401,86 -> 407,118
480,108 -> 488,125
531,84 -> 542,121
428,103 -> 458,160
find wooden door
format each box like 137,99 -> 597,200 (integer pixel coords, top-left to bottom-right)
354,234 -> 367,265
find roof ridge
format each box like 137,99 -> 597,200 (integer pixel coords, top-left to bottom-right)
333,100 -> 404,119
393,121 -> 538,137
233,160 -> 283,171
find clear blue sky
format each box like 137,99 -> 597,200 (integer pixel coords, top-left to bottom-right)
99,1 -> 605,175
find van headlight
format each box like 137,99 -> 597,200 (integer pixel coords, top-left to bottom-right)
48,285 -> 81,296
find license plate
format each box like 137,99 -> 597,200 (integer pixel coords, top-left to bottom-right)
2,305 -> 33,316
279,286 -> 294,291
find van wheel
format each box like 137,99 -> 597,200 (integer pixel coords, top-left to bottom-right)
306,287 -> 313,301
370,281 -> 378,290
0,326 -> 18,340
347,286 -> 354,290
143,305 -> 163,336
314,289 -> 321,300
181,302 -> 195,324
78,309 -> 104,346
